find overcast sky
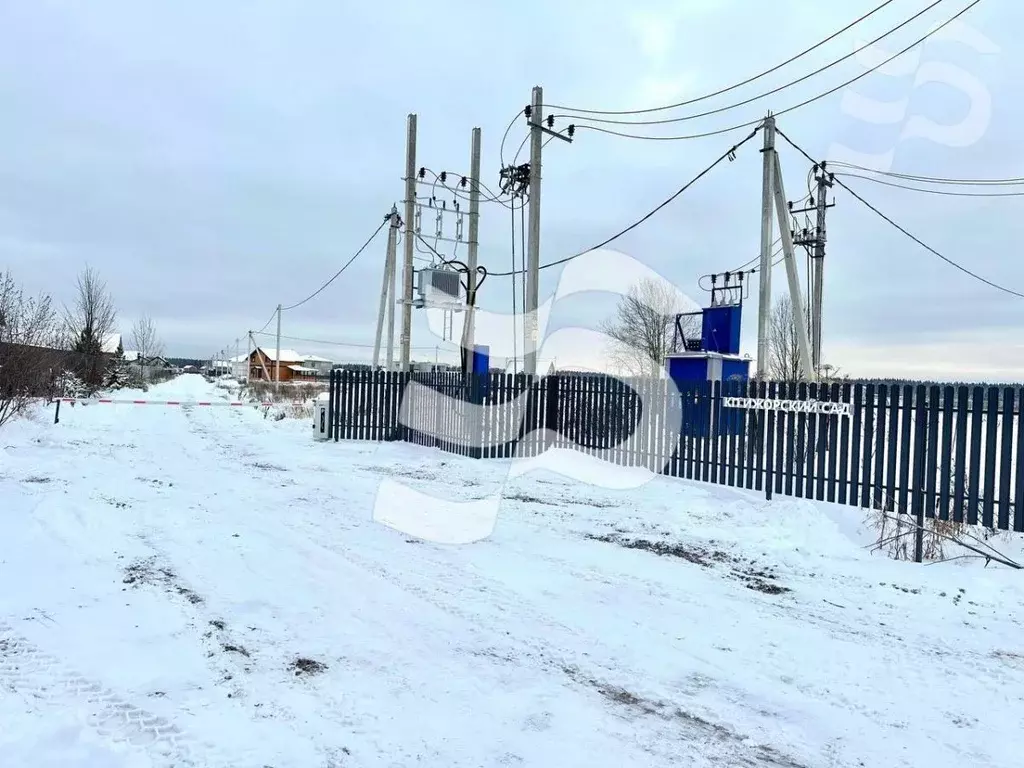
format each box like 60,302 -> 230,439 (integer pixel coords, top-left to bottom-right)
0,0 -> 1020,380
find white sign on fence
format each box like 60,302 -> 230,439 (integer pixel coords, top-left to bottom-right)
722,397 -> 852,417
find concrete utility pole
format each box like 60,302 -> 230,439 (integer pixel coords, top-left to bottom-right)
460,126 -> 482,374
771,152 -> 814,381
524,85 -> 543,377
811,165 -> 833,374
246,332 -> 252,384
373,208 -> 400,370
790,162 -> 835,376
385,210 -> 399,371
400,114 -> 417,372
756,115 -> 776,379
275,303 -> 282,384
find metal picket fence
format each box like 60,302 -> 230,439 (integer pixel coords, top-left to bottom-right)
327,369 -> 1024,533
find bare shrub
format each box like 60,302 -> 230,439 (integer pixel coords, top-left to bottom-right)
242,380 -> 325,405
869,507 -> 958,561
0,272 -> 58,427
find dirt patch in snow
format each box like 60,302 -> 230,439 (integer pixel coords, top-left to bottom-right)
289,657 -> 328,677
586,534 -> 733,566
122,558 -> 204,605
249,462 -> 288,472
506,491 -> 616,509
561,664 -> 805,767
586,534 -> 791,595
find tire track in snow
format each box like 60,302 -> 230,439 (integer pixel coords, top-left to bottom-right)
0,624 -> 229,767
183,407 -> 810,767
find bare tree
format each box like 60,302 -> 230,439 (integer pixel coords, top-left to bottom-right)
63,266 -> 117,390
130,314 -> 164,379
767,294 -> 806,381
0,271 -> 58,427
64,266 -> 117,352
599,278 -> 699,377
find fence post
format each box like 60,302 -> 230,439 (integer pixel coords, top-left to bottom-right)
53,398 -> 61,425
544,374 -> 560,451
468,372 -> 484,460
327,369 -> 336,440
914,385 -> 928,563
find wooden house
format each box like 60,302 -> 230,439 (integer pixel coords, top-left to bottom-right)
248,347 -> 318,382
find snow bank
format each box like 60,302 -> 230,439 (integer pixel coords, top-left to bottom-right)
2,375 -> 1023,767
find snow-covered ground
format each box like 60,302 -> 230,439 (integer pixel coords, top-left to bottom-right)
2,375 -> 1023,768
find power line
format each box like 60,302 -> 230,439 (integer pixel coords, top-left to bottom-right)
561,0 -> 982,143
279,217 -> 389,312
777,127 -> 1024,300
829,160 -> 1024,186
253,330 -> 439,351
835,172 -> 1024,197
547,0 -> 897,117
254,309 -> 277,335
731,237 -> 783,273
420,168 -> 508,204
499,111 -> 522,169
553,0 -> 940,127
487,126 -> 762,277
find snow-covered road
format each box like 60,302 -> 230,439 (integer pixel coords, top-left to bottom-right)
2,375 -> 1023,767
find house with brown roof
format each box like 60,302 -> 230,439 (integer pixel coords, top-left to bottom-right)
248,347 -> 318,382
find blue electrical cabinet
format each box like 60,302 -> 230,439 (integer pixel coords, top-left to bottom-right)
701,304 -> 742,355
472,344 -> 490,376
665,301 -> 750,438
471,345 -> 490,400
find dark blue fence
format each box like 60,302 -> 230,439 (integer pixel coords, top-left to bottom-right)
327,370 -> 1024,533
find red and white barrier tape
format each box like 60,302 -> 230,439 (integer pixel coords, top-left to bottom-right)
56,398 -> 308,407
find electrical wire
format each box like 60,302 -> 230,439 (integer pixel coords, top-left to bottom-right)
777,127 -> 1024,300
421,168 -> 520,211
564,0 -> 982,143
835,172 -> 1024,197
487,126 -> 762,276
547,0 -> 897,116
280,217 -> 389,312
829,161 -> 1024,186
499,110 -> 523,169
421,168 -> 508,203
553,0 -> 941,127
253,331 -> 438,351
254,309 -> 278,335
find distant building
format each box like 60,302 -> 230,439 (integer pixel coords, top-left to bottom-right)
248,347 -> 318,382
301,354 -> 334,378
229,354 -> 248,380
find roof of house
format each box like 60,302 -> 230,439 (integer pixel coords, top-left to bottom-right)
301,354 -> 333,363
286,365 -> 318,373
123,350 -> 141,362
253,347 -> 304,363
102,333 -> 122,354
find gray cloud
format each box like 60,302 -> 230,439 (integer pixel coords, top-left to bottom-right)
0,1 -> 1019,378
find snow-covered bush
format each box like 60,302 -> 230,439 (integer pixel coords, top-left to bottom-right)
53,370 -> 85,399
